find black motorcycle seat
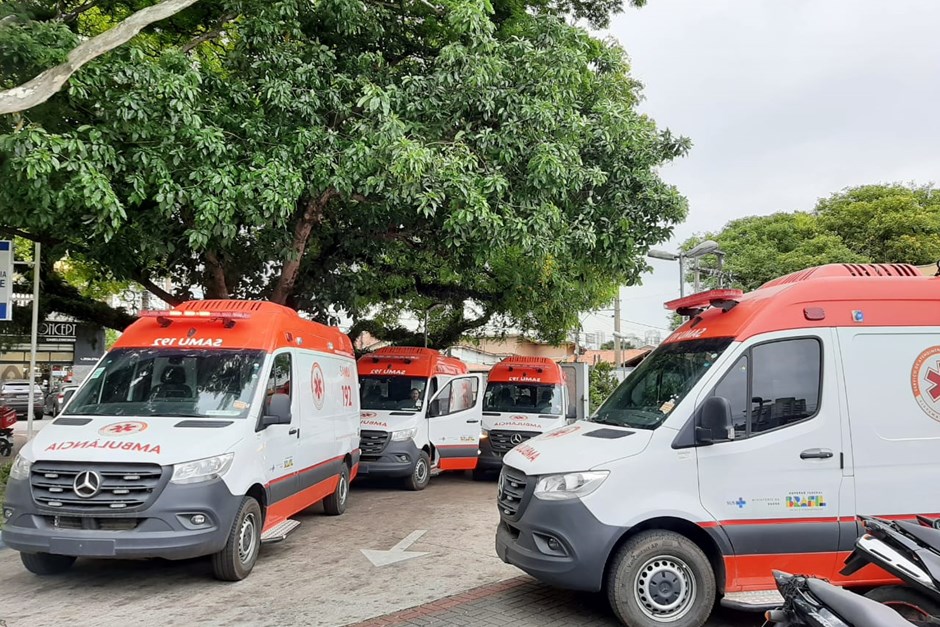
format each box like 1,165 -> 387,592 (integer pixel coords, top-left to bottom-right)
897,519 -> 940,553
806,578 -> 913,627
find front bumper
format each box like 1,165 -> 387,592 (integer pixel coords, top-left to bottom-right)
1,475 -> 242,560
477,436 -> 504,470
495,491 -> 624,592
356,439 -> 422,478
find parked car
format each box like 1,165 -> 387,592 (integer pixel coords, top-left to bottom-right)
0,380 -> 44,420
42,384 -> 78,417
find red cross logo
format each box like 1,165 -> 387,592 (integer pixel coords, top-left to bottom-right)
912,347 -> 940,422
311,363 -> 325,410
314,373 -> 324,398
98,421 -> 148,436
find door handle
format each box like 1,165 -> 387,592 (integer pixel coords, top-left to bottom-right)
289,428 -> 300,437
800,448 -> 833,460
466,419 -> 480,424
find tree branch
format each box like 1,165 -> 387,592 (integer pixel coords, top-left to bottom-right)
181,12 -> 236,53
203,249 -> 229,299
0,0 -> 203,115
61,0 -> 104,23
0,226 -> 63,247
270,187 -> 338,304
137,274 -> 182,307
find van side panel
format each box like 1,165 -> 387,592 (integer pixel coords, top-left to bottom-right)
839,328 -> 940,520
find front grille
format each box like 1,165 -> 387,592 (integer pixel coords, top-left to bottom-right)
42,516 -> 142,531
497,465 -> 529,518
489,430 -> 540,454
359,430 -> 390,459
30,461 -> 165,512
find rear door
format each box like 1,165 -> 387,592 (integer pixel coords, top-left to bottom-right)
427,374 -> 484,470
695,331 -> 845,590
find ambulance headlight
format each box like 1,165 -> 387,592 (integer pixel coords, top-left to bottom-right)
390,427 -> 417,442
534,470 -> 609,501
9,454 -> 31,481
171,453 -> 234,484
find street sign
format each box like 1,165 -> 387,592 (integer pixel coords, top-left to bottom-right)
0,240 -> 12,321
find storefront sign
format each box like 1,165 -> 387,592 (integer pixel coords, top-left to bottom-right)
0,241 -> 12,321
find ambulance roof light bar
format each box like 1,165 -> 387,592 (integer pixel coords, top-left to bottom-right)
139,309 -> 251,328
664,289 -> 744,318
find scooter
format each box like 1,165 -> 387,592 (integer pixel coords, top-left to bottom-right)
0,404 -> 16,457
841,515 -> 940,621
763,570 -> 923,627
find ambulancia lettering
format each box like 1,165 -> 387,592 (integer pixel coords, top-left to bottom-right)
45,440 -> 162,454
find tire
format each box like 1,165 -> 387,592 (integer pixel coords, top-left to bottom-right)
405,451 -> 431,491
323,464 -> 349,516
865,585 -> 940,620
211,496 -> 262,581
21,552 -> 76,575
606,530 -> 715,627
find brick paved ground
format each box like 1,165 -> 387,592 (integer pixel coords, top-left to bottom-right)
348,576 -> 759,627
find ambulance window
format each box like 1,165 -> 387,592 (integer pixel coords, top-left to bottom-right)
750,339 -> 820,434
266,353 -> 292,400
710,355 -> 749,438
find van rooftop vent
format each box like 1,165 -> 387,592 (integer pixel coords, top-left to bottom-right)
761,263 -> 922,288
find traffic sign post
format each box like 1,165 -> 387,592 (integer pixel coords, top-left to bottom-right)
0,240 -> 12,321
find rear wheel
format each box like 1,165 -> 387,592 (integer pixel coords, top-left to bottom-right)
606,530 -> 715,627
21,552 -> 76,575
866,585 -> 940,620
212,496 -> 262,581
405,451 -> 431,491
323,465 -> 349,515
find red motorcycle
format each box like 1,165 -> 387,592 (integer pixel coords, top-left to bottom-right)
0,404 -> 16,457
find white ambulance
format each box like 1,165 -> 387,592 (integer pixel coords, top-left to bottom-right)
495,263 -> 940,627
476,357 -> 588,479
356,347 -> 484,490
2,300 -> 360,581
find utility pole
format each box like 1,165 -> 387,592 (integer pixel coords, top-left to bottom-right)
27,241 -> 40,440
613,288 -> 621,371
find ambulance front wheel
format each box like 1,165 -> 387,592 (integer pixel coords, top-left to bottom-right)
20,552 -> 76,575
405,451 -> 431,491
323,465 -> 349,516
606,530 -> 715,627
212,496 -> 262,581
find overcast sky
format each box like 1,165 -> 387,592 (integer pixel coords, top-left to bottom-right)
579,0 -> 940,340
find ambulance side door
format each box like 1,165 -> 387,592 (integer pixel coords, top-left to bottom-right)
260,351 -> 301,503
427,374 -> 484,470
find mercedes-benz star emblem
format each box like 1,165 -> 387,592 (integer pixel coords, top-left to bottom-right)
73,471 -> 102,498
510,433 -> 524,445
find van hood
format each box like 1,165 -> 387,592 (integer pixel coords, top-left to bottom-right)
21,416 -> 245,465
359,410 -> 419,433
502,421 -> 652,475
482,412 -> 565,432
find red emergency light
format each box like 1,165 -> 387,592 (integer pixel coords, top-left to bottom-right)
664,289 -> 744,317
139,309 -> 251,328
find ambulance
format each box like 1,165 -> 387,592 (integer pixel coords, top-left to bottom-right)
356,347 -> 483,490
476,357 -> 581,479
2,300 -> 360,581
495,263 -> 940,627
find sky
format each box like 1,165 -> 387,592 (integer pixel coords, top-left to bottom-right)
578,0 -> 940,340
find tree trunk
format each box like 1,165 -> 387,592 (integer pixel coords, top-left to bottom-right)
270,187 -> 338,305
203,249 -> 229,299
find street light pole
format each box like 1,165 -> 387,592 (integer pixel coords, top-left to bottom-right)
27,241 -> 40,440
613,289 -> 621,369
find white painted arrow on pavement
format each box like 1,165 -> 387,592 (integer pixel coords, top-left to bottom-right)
360,530 -> 429,567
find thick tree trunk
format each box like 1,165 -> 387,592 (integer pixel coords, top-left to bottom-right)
270,187 -> 338,305
203,249 -> 229,299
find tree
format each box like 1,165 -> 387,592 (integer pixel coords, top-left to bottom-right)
1,0 -> 689,347
681,183 -> 940,294
589,361 -> 618,412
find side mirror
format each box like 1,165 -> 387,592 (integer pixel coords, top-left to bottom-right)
428,398 -> 443,418
566,406 -> 577,420
695,396 -> 734,445
261,393 -> 292,427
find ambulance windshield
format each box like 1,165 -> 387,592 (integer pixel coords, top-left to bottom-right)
67,348 -> 266,418
360,376 -> 427,412
591,337 -> 733,430
483,383 -> 563,415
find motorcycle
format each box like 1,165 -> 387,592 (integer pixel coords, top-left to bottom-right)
763,569 -> 927,627
0,404 -> 15,457
841,515 -> 940,621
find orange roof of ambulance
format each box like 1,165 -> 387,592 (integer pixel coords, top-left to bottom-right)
114,300 -> 354,357
487,356 -> 565,385
357,347 -> 467,378
664,263 -> 940,345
